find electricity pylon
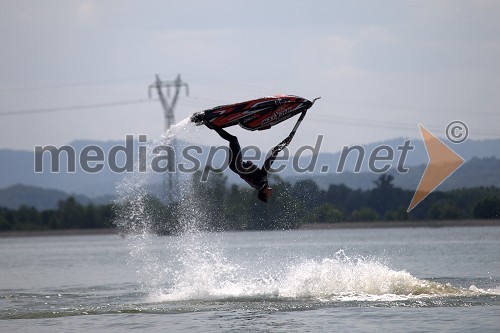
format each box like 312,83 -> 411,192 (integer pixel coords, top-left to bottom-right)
148,74 -> 189,203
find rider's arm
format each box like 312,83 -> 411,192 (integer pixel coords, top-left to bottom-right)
263,151 -> 278,173
263,134 -> 292,172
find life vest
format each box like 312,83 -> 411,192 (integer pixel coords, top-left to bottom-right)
239,161 -> 267,191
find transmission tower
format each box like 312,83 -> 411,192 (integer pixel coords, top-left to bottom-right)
149,74 -> 189,132
148,74 -> 189,203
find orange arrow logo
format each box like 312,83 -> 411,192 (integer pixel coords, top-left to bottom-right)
407,125 -> 465,212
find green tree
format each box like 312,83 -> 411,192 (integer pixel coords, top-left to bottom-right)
191,168 -> 228,231
224,184 -> 252,230
473,196 -> 500,219
0,208 -> 12,231
309,203 -> 344,223
79,203 -> 113,229
14,205 -> 43,230
290,179 -> 322,208
350,207 -> 380,222
325,183 -> 371,215
97,204 -> 114,228
82,204 -> 98,229
370,174 -> 395,215
247,178 -> 305,230
52,197 -> 86,229
384,205 -> 409,221
428,200 -> 462,220
142,194 -> 170,234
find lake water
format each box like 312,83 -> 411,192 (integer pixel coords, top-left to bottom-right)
1,227 -> 499,332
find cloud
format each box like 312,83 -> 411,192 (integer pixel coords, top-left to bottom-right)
76,0 -> 102,26
1,1 -> 499,150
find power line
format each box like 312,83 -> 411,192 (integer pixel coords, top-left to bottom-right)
185,75 -> 274,95
307,114 -> 500,137
0,95 -> 218,118
0,99 -> 156,117
309,114 -> 415,129
329,98 -> 500,118
2,73 -> 496,119
0,76 -> 154,93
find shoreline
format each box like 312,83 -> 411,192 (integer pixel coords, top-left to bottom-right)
1,219 -> 500,237
300,219 -> 500,230
0,228 -> 118,238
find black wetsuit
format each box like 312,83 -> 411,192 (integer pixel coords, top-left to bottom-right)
213,126 -> 278,191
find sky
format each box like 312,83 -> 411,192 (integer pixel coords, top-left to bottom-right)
1,0 -> 499,154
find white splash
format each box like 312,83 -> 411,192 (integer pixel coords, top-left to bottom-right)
114,116 -> 206,294
153,249 -> 462,302
114,117 -> 477,304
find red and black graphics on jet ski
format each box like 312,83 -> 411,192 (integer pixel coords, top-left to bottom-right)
190,94 -> 315,131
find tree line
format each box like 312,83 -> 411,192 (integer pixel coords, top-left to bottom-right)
116,171 -> 500,234
1,172 -> 499,232
0,197 -> 113,231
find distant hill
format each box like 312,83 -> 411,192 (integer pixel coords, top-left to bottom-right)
292,156 -> 500,191
2,156 -> 498,210
292,137 -> 500,174
0,184 -> 113,210
1,137 -> 499,197
0,142 -> 124,197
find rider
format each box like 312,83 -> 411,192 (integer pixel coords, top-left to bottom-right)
211,125 -> 291,202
